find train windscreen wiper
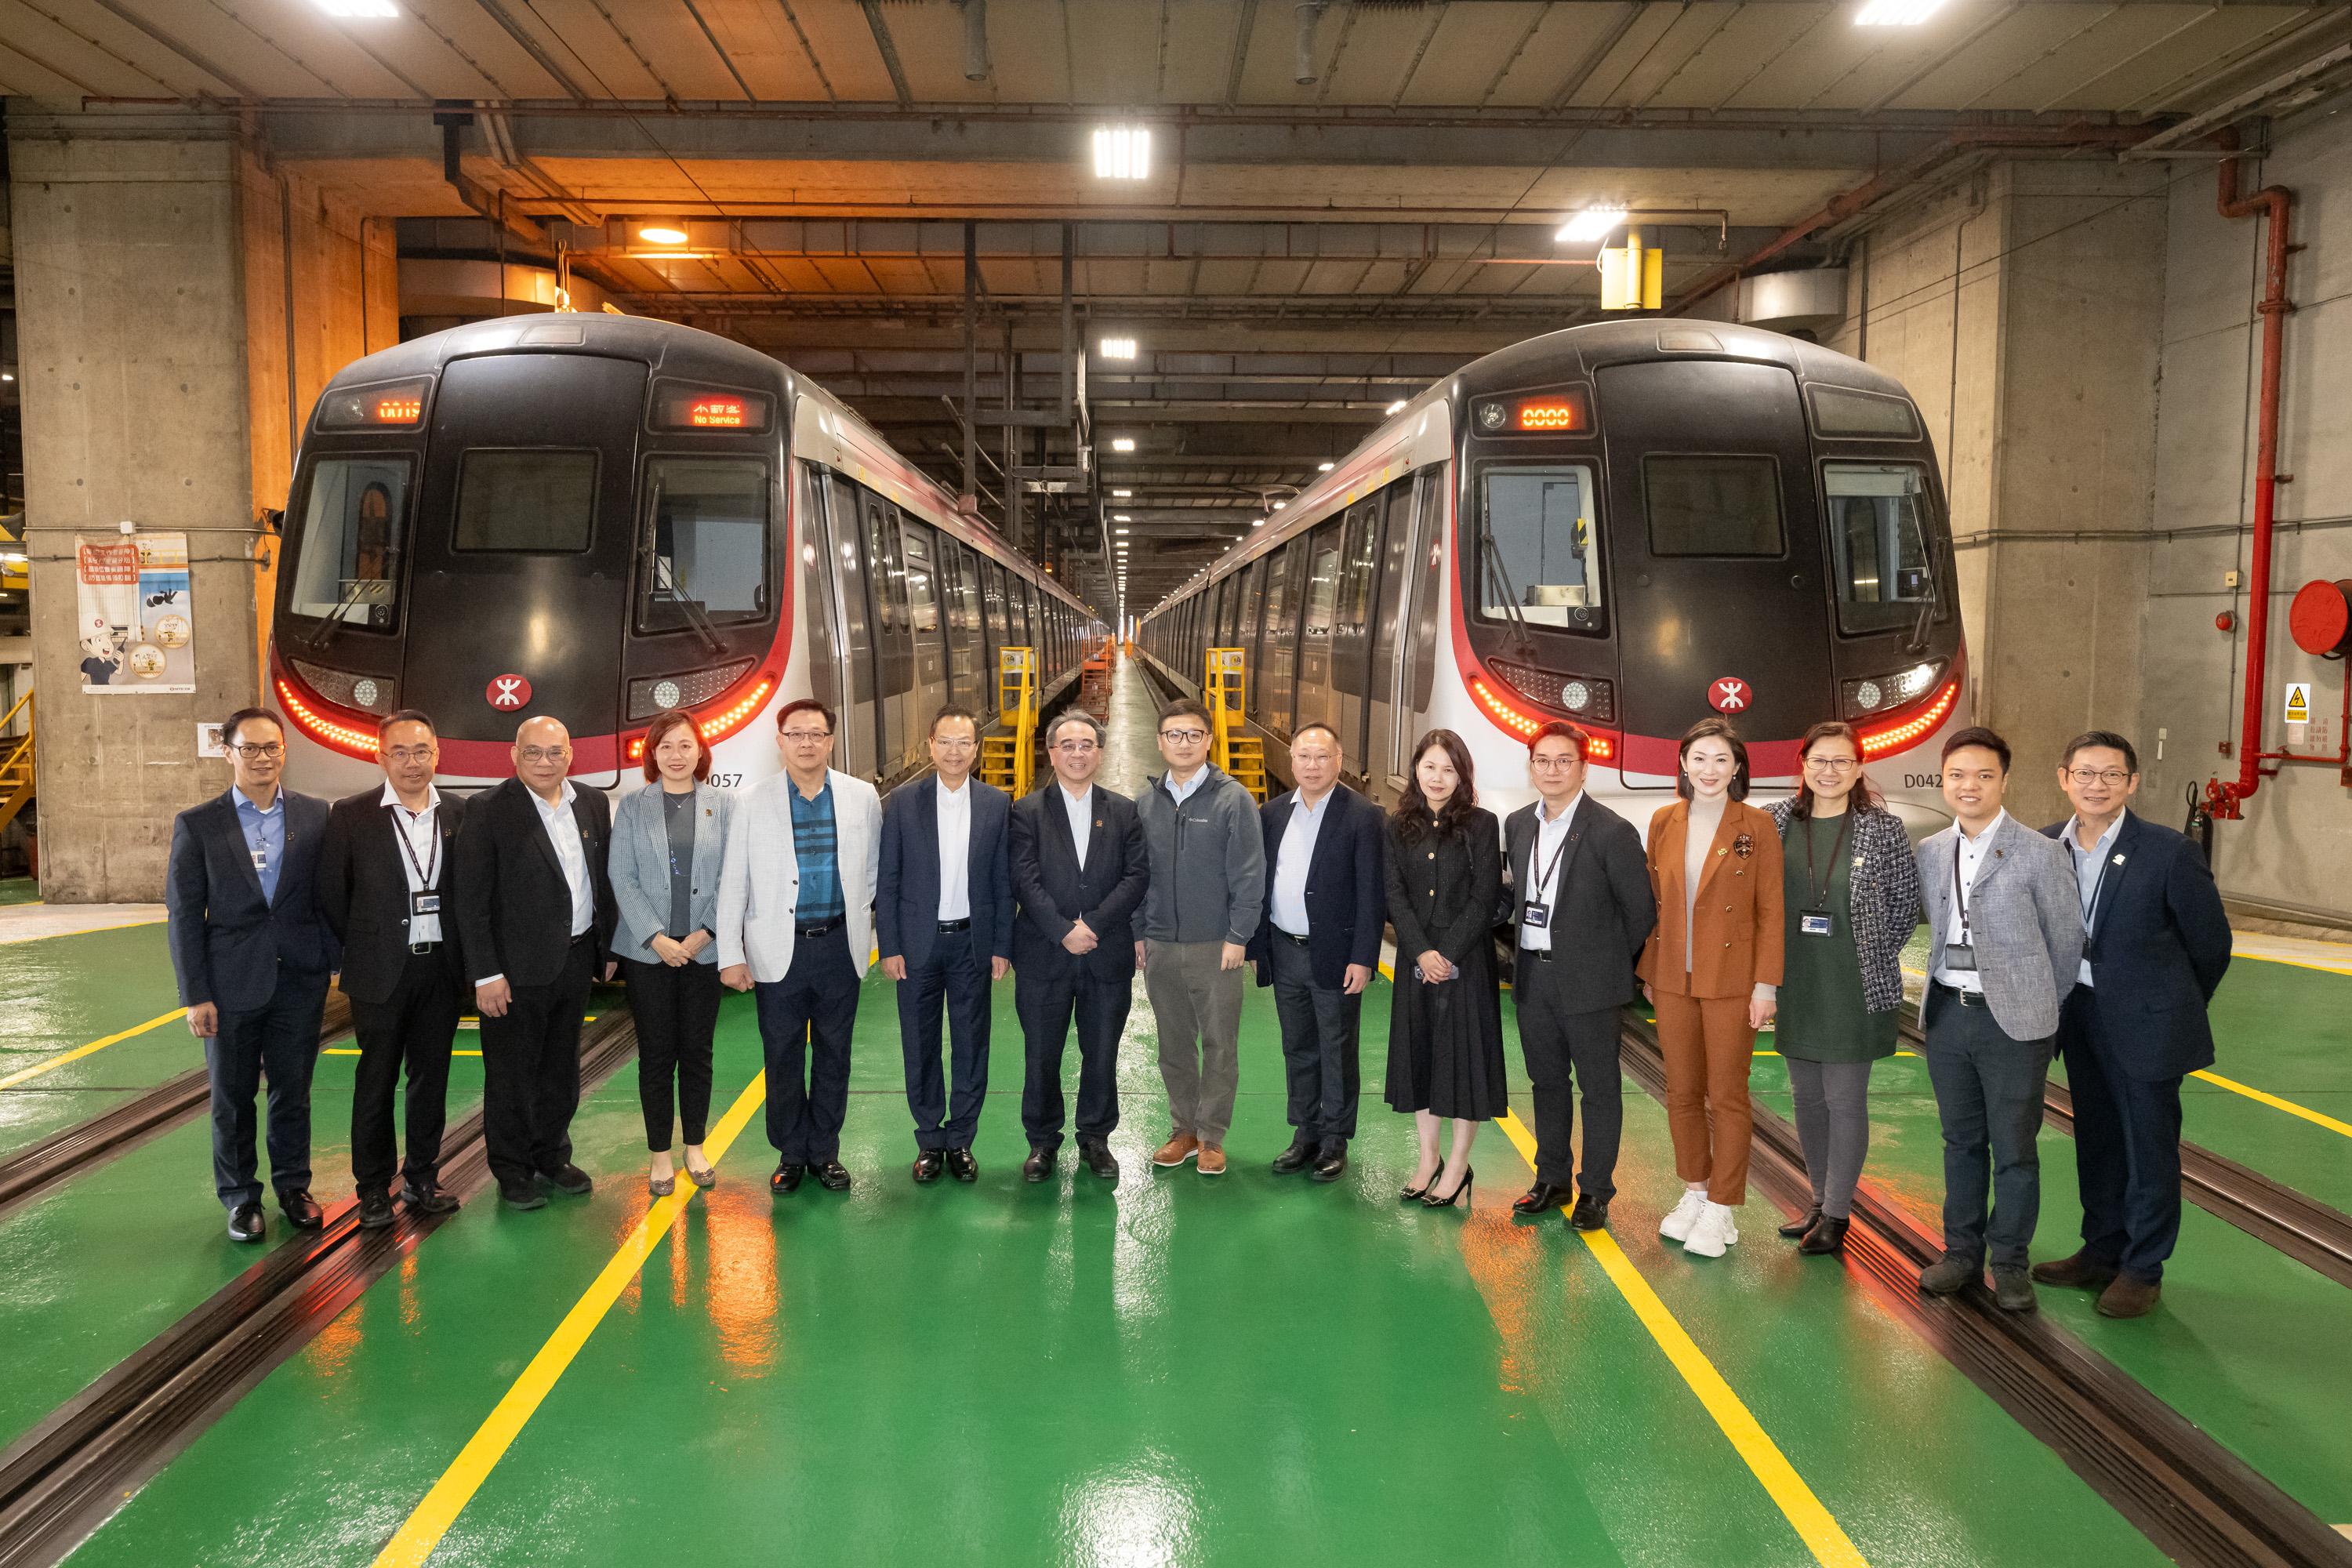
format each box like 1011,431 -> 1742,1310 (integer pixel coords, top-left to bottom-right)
1477,496 -> 1538,655
299,554 -> 396,655
633,473 -> 727,659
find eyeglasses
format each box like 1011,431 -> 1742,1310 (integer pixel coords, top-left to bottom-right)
1159,728 -> 1208,744
1805,757 -> 1860,774
383,746 -> 434,765
231,742 -> 284,760
2067,768 -> 2132,786
1053,739 -> 1098,753
932,737 -> 977,752
1531,755 -> 1582,771
779,730 -> 833,743
517,746 -> 568,764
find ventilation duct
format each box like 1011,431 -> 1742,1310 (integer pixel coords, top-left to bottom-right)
1737,267 -> 1848,338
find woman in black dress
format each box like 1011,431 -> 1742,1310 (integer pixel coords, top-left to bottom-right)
1384,729 -> 1507,1213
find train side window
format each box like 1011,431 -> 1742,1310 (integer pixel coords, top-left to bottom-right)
1642,456 -> 1784,558
1824,463 -> 1936,633
453,449 -> 597,553
1480,465 -> 1602,630
287,456 -> 412,631
636,456 -> 768,634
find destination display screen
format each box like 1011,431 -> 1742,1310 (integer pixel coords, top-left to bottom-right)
652,384 -> 773,433
316,377 -> 431,430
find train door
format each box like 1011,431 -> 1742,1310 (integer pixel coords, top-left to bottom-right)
945,540 -> 985,713
1258,543 -> 1298,732
1296,517 -> 1341,738
899,518 -> 949,744
404,352 -> 644,786
1597,360 -> 1829,782
819,472 -> 883,781
1236,556 -> 1267,716
1401,466 -> 1446,782
1364,478 -> 1416,787
859,492 -> 914,776
1331,499 -> 1381,772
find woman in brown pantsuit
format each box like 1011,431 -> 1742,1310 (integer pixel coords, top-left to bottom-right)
1638,718 -> 1784,1259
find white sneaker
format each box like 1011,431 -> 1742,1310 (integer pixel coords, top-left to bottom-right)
1659,1189 -> 1708,1243
1684,1202 -> 1740,1258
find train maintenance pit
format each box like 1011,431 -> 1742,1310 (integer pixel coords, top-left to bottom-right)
1,5 -> 2350,1564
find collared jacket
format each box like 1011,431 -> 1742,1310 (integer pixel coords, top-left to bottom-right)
1916,813 -> 2082,1041
1246,783 -> 1385,991
715,767 -> 882,985
1767,797 -> 1920,1014
609,781 -> 735,966
165,788 -> 336,1012
1638,797 -> 1786,1000
1135,764 -> 1266,946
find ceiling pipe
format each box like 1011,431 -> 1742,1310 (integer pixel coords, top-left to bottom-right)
959,0 -> 991,83
1294,3 -> 1329,86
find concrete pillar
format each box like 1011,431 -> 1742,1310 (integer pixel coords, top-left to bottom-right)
8,109 -> 394,901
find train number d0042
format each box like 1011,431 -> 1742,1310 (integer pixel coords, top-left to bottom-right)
1904,773 -> 1943,789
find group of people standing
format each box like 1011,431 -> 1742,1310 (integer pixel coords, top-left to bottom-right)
165,688 -> 2231,1322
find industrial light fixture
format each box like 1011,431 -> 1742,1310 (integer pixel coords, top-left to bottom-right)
1099,337 -> 1138,359
638,223 -> 689,245
1112,514 -> 1132,523
1556,205 -> 1627,243
1251,518 -> 1265,528
1272,501 -> 1287,510
1316,461 -> 1334,472
1115,527 -> 1131,534
1111,437 -> 1136,452
1092,125 -> 1152,180
317,0 -> 398,14
1111,488 -> 1132,498
1854,0 -> 1942,21
1385,399 -> 1407,415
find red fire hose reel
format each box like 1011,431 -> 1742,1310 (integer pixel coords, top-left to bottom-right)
2288,578 -> 2352,658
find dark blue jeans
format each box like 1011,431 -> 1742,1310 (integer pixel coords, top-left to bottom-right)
1922,992 -> 2053,1271
206,971 -> 329,1210
897,927 -> 993,1151
2060,985 -> 2186,1283
754,928 -> 860,1165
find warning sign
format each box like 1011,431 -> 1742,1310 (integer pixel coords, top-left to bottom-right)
2283,682 -> 2312,724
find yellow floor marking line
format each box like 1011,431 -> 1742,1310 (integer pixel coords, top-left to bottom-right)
1493,1110 -> 1871,1568
322,1048 -> 484,1058
2189,1069 -> 2352,1139
2234,950 -> 2352,978
0,916 -> 168,946
0,1007 -> 187,1091
371,1067 -> 768,1568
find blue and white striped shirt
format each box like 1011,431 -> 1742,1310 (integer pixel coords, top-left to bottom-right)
789,779 -> 844,921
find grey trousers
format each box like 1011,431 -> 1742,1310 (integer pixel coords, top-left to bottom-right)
1145,938 -> 1246,1143
1922,993 -> 2053,1270
1787,1058 -> 1873,1220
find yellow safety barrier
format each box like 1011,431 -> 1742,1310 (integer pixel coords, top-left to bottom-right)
980,645 -> 1037,798
1203,647 -> 1268,801
0,689 -> 33,838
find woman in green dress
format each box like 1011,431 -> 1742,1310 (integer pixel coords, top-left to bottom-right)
1766,721 -> 1922,1254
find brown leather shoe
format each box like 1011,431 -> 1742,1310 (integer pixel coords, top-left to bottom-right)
2030,1250 -> 2119,1291
2096,1274 -> 2162,1319
1152,1133 -> 1200,1167
1197,1145 -> 1227,1177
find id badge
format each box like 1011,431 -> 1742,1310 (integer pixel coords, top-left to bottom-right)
1799,912 -> 1833,938
250,848 -> 268,873
1943,942 -> 1977,972
1521,902 -> 1550,930
411,891 -> 441,917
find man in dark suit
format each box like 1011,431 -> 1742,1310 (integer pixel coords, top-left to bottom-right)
2034,730 -> 2232,1319
1010,709 -> 1149,1184
879,705 -> 1014,1184
452,715 -> 618,1210
317,709 -> 467,1230
1247,723 -> 1384,1182
1503,720 -> 1657,1230
165,707 -> 336,1243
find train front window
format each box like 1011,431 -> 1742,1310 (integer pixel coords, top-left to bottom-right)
1479,465 -> 1601,630
637,457 -> 769,634
286,456 -> 412,633
1644,456 -> 1784,557
453,450 -> 597,552
1825,463 -> 1935,633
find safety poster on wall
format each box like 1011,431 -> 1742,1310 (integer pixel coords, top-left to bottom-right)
74,532 -> 195,695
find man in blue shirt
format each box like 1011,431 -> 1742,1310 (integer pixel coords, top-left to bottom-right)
165,708 -> 336,1243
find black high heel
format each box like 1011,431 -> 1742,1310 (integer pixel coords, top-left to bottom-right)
1421,1167 -> 1474,1210
1400,1164 -> 1442,1202
1778,1205 -> 1822,1240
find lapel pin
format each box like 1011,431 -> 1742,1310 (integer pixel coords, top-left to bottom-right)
1994,848 -> 2005,858
2111,853 -> 2125,866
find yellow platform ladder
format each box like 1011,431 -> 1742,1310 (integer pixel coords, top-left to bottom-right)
981,645 -> 1036,797
1203,647 -> 1267,801
0,690 -> 33,837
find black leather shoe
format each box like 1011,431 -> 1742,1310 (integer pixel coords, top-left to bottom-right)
1310,1140 -> 1347,1183
500,1179 -> 548,1211
1022,1146 -> 1054,1183
813,1160 -> 852,1192
402,1181 -> 459,1216
1512,1181 -> 1570,1218
770,1162 -> 805,1195
356,1191 -> 396,1230
540,1163 -> 593,1196
1778,1205 -> 1824,1240
227,1203 -> 266,1243
1078,1138 -> 1119,1181
945,1147 -> 978,1183
1798,1214 -> 1849,1255
913,1149 -> 945,1185
2030,1250 -> 2119,1291
280,1190 -> 325,1230
1570,1194 -> 1610,1232
1271,1138 -> 1316,1176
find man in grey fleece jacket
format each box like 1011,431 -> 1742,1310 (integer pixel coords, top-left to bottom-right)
1136,697 -> 1267,1177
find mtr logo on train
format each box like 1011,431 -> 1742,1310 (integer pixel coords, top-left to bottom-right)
1708,677 -> 1752,713
486,673 -> 532,711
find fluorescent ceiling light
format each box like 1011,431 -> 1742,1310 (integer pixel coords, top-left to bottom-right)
1272,501 -> 1287,510
1099,337 -> 1138,359
1092,125 -> 1152,180
1111,437 -> 1135,452
638,223 -> 689,245
1854,0 -> 1942,21
1115,527 -> 1131,535
1111,488 -> 1132,498
1385,399 -> 1407,415
1251,519 -> 1265,528
1317,461 -> 1334,472
1555,205 -> 1627,243
318,0 -> 398,13
1112,514 -> 1131,522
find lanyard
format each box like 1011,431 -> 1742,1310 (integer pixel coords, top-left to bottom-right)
389,803 -> 437,888
1952,833 -> 1977,942
1528,808 -> 1574,909
1800,810 -> 1852,913
2074,829 -> 2112,933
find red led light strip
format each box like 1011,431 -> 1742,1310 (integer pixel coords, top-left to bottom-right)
1857,679 -> 1959,760
1469,678 -> 1615,760
276,676 -> 379,760
625,677 -> 778,760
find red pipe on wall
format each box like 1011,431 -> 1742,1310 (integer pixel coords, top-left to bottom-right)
2206,129 -> 2296,820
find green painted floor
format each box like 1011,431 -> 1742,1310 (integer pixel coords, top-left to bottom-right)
0,922 -> 196,1158
0,877 -> 38,906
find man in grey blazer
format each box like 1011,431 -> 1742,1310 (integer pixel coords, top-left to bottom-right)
1915,725 -> 2084,1311
717,699 -> 883,1196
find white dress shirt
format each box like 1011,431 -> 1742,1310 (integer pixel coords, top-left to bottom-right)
1163,767 -> 1210,807
1518,791 -> 1582,953
1932,808 -> 2009,995
936,775 -> 973,921
2062,811 -> 2124,987
1269,786 -> 1334,937
532,779 -> 596,938
1060,784 -> 1093,872
380,781 -> 444,945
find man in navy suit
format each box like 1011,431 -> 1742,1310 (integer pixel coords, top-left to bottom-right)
165,707 -> 336,1243
1009,710 -> 1150,1184
1247,723 -> 1384,1182
2034,730 -> 2231,1319
879,705 -> 1014,1184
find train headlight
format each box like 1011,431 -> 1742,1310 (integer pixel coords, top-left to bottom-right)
1477,402 -> 1507,433
1842,658 -> 1945,719
289,658 -> 394,715
1491,658 -> 1613,724
629,660 -> 753,720
652,680 -> 682,710
1853,679 -> 1883,712
1562,679 -> 1592,713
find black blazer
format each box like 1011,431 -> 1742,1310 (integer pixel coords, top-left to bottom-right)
1009,783 -> 1149,983
1502,793 -> 1658,1012
877,775 -> 1015,971
451,778 -> 617,989
1247,784 -> 1385,990
317,789 -> 469,1004
2040,811 -> 2232,1080
164,788 -> 336,1014
1384,807 -> 1504,967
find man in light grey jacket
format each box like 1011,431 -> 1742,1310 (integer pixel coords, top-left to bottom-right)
1915,724 -> 2085,1312
1137,697 -> 1266,1178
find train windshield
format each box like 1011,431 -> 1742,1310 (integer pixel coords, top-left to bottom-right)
637,456 -> 769,633
1479,465 -> 1601,630
1824,463 -> 1936,633
285,456 -> 412,633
